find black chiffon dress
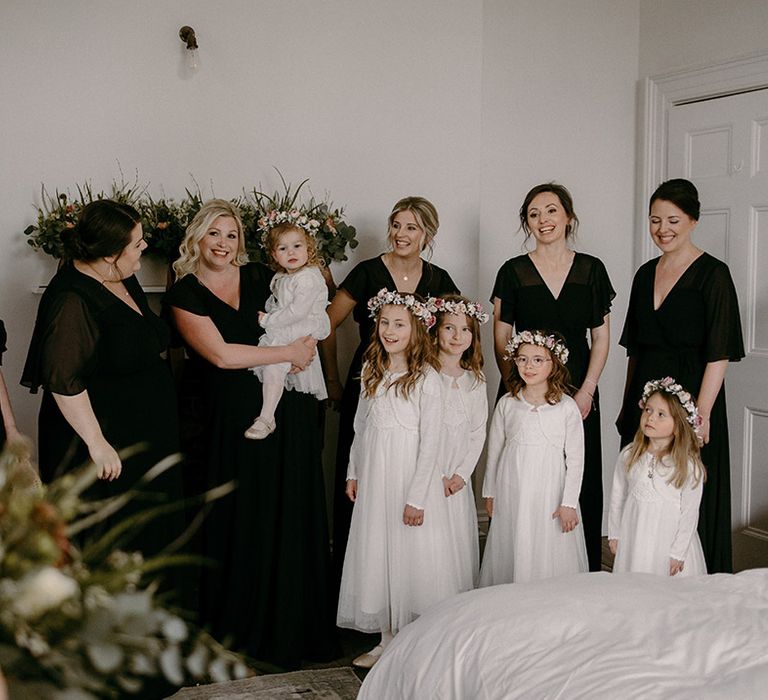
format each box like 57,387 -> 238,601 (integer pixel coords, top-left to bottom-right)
21,264 -> 183,553
617,253 -> 744,573
492,253 -> 615,572
163,263 -> 337,669
0,321 -> 7,446
331,256 -> 459,587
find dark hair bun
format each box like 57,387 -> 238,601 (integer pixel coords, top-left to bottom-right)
61,200 -> 140,262
649,179 -> 700,220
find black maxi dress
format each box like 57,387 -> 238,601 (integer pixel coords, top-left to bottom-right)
164,263 -> 337,670
331,256 -> 459,588
0,321 -> 7,446
21,264 -> 183,555
492,253 -> 615,572
617,253 -> 744,574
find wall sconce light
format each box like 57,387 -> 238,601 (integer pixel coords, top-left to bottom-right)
179,26 -> 200,70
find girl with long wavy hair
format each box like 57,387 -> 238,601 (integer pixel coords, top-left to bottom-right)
337,290 -> 462,669
608,377 -> 706,577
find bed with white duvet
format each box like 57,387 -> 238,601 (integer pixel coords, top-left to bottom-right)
358,569 -> 768,699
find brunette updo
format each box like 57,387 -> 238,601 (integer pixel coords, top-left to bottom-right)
519,183 -> 579,239
649,179 -> 700,221
61,199 -> 141,262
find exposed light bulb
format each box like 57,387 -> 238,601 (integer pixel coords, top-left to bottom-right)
186,47 -> 200,71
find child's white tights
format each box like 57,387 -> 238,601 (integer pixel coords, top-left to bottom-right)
259,361 -> 291,423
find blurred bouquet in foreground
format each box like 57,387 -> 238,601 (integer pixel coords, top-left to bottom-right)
0,441 -> 246,699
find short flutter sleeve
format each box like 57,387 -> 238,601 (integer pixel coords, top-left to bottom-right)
703,261 -> 744,362
619,263 -> 647,357
339,261 -> 372,304
22,291 -> 99,395
162,275 -> 210,317
490,260 -> 521,326
587,256 -> 616,328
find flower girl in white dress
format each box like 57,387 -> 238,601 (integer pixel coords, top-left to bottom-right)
480,330 -> 588,585
245,220 -> 329,439
608,377 -> 707,577
337,289 -> 461,669
431,295 -> 489,590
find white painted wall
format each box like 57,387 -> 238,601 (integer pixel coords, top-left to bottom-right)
639,0 -> 768,77
12,1 -> 752,534
478,0 -> 640,520
0,0 -> 483,439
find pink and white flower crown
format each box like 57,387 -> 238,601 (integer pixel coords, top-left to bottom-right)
640,376 -> 702,436
429,297 -> 490,324
367,288 -> 436,328
504,329 -> 569,364
258,208 -> 321,247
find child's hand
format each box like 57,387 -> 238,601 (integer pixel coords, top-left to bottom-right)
403,504 -> 424,526
442,476 -> 452,497
669,558 -> 685,576
346,479 -> 357,502
552,505 -> 579,533
485,497 -> 494,518
258,311 -> 266,324
443,474 -> 466,496
608,538 -> 618,555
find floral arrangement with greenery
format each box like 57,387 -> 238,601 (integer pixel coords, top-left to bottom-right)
24,173 -> 358,268
0,441 -> 247,699
23,178 -> 145,260
243,174 -> 358,267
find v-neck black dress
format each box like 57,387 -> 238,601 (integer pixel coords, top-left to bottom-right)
164,263 -> 337,669
332,255 -> 459,588
618,253 -> 744,573
21,263 -> 182,552
491,252 -> 615,572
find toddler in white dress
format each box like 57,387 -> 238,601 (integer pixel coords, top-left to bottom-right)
480,330 -> 588,585
245,220 -> 329,439
430,295 -> 490,590
608,376 -> 706,577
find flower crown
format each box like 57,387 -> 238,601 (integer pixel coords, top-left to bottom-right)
258,208 -> 321,247
640,377 -> 702,436
504,330 -> 569,364
368,288 -> 436,328
429,297 -> 490,324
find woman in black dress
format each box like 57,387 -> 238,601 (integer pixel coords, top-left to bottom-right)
321,196 -> 459,587
164,199 -> 336,669
618,178 -> 744,573
0,321 -> 22,448
22,200 -> 183,553
491,183 -> 615,572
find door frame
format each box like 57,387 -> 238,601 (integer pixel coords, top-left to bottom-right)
637,49 -> 768,262
638,50 -> 768,560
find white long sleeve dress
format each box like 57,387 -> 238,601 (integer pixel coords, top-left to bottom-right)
608,448 -> 706,576
437,370 -> 488,590
479,394 -> 588,585
252,266 -> 330,399
337,367 -> 463,634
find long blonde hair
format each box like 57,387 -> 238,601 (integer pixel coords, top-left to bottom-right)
173,199 -> 249,279
626,390 -> 705,489
361,304 -> 437,399
432,295 -> 485,384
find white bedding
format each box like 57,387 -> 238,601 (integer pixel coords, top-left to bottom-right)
358,570 -> 768,699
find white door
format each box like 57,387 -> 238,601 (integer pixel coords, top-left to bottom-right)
667,89 -> 768,570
